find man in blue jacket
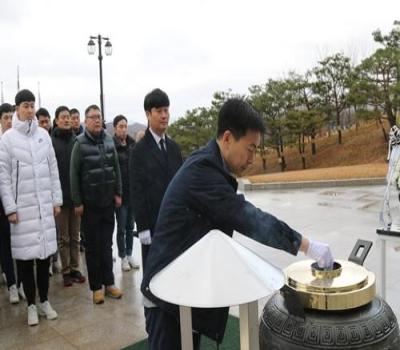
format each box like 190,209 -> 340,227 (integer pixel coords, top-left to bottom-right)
141,98 -> 333,349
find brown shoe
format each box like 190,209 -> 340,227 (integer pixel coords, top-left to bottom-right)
105,286 -> 123,299
93,290 -> 105,304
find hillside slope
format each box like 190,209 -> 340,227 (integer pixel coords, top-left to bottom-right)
248,163 -> 387,183
244,121 -> 389,177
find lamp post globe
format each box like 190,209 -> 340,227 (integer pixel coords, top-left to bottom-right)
105,40 -> 112,56
87,35 -> 111,121
87,39 -> 95,55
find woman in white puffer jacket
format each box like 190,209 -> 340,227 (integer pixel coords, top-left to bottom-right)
0,90 -> 62,326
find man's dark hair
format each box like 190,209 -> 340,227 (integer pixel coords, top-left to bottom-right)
15,89 -> 35,106
36,107 -> 50,119
55,106 -> 70,119
85,104 -> 101,117
144,88 -> 169,112
70,108 -> 80,115
0,103 -> 13,118
113,114 -> 127,127
216,98 -> 265,140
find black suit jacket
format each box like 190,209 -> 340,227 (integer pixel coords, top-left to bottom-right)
130,128 -> 183,235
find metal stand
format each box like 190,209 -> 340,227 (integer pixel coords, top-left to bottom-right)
377,229 -> 400,299
239,301 -> 259,350
179,306 -> 194,350
379,238 -> 387,299
179,301 -> 260,350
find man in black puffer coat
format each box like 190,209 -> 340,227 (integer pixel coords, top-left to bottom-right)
70,104 -> 122,305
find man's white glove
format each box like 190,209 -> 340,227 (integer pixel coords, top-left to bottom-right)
306,240 -> 334,269
138,230 -> 152,245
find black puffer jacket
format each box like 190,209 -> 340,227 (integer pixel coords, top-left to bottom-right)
113,134 -> 135,205
51,127 -> 76,206
72,129 -> 120,208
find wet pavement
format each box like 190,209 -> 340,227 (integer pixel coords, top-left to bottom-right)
233,185 -> 400,321
0,185 -> 398,349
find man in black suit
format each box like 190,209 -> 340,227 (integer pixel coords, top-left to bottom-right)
130,89 -> 183,271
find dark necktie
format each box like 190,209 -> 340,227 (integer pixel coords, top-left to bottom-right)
160,138 -> 168,161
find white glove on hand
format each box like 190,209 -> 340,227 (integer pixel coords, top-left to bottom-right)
138,230 -> 152,245
306,240 -> 334,269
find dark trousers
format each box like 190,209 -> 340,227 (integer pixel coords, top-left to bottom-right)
16,258 -> 50,306
145,307 -> 201,350
141,244 -> 150,272
0,215 -> 21,288
82,204 -> 115,291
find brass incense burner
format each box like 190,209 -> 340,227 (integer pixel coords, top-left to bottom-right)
285,259 -> 375,310
260,240 -> 400,349
284,240 -> 375,310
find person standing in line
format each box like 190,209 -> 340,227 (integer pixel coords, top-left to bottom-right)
70,108 -> 84,135
52,106 -> 86,287
36,107 -> 60,276
130,89 -> 183,271
113,115 -> 140,271
0,90 -> 62,326
70,108 -> 85,252
0,103 -> 25,304
70,104 -> 123,304
36,107 -> 52,134
0,103 -> 13,135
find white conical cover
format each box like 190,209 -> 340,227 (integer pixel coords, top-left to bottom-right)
149,230 -> 285,308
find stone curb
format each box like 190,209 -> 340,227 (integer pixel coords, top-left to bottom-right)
238,177 -> 386,191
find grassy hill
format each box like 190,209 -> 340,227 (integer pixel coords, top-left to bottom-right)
243,121 -> 389,178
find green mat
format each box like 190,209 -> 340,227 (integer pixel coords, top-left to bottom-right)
122,315 -> 240,350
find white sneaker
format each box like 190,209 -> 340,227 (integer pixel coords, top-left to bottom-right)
121,257 -> 131,271
18,285 -> 26,300
28,304 -> 39,326
38,301 -> 57,320
127,255 -> 140,269
9,284 -> 19,304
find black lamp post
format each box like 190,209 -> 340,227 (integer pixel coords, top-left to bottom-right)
87,34 -> 112,121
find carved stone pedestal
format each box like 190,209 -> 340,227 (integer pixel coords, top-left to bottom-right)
260,292 -> 400,349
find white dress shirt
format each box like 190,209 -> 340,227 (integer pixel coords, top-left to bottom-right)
149,127 -> 166,151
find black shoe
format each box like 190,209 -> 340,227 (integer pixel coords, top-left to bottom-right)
70,270 -> 86,284
63,274 -> 73,287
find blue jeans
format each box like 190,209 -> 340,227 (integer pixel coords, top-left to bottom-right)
115,205 -> 134,258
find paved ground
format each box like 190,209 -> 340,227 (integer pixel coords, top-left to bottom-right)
0,185 -> 399,349
233,185 -> 400,321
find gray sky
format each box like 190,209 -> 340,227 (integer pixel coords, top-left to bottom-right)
1,0 -> 399,125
